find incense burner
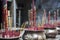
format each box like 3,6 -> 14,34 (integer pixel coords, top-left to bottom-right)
45,28 -> 57,38
44,24 -> 57,38
56,26 -> 60,34
0,28 -> 21,40
22,29 -> 46,40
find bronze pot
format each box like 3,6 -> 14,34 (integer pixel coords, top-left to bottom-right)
23,30 -> 46,40
45,28 -> 57,38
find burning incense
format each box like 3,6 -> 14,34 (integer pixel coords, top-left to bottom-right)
33,6 -> 36,27
54,11 -> 56,21
32,0 -> 36,27
57,9 -> 59,21
41,14 -> 45,26
29,9 -> 33,27
41,9 -> 46,26
2,0 -> 8,30
48,11 -> 50,24
9,17 -> 12,30
28,10 -> 30,25
38,16 -> 41,27
54,11 -> 57,26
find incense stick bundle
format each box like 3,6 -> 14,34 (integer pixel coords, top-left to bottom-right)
38,16 -> 41,27
48,11 -> 50,24
33,6 -> 36,27
54,11 -> 57,21
41,14 -> 45,26
32,0 -> 36,27
54,11 -> 57,26
44,9 -> 46,19
2,0 -> 8,30
41,9 -> 46,26
30,9 -> 33,27
57,9 -> 59,21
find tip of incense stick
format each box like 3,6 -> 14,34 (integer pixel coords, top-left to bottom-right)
30,9 -> 33,11
49,11 -> 51,14
57,9 -> 59,12
34,6 -> 36,10
28,10 -> 30,12
44,9 -> 46,11
54,11 -> 56,14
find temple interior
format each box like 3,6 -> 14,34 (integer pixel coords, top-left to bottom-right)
0,0 -> 60,40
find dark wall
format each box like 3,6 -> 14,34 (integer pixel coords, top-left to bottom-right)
0,0 -> 3,29
21,0 -> 31,24
16,0 -> 32,24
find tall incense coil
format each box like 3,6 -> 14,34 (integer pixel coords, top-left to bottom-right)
54,11 -> 57,26
30,9 -> 33,21
28,10 -> 33,26
42,14 -> 45,26
28,10 -> 31,25
44,9 -> 46,23
32,0 -> 36,27
41,16 -> 45,27
33,6 -> 36,27
54,11 -> 57,21
48,11 -> 50,23
42,9 -> 46,26
5,8 -> 8,29
44,9 -> 46,18
30,9 -> 33,27
57,9 -> 60,26
38,16 -> 41,27
2,0 -> 8,29
57,9 -> 59,20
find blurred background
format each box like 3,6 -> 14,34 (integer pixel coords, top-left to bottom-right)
0,0 -> 60,28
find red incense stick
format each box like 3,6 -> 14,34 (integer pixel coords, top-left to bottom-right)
2,0 -> 8,30
32,0 -> 36,27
